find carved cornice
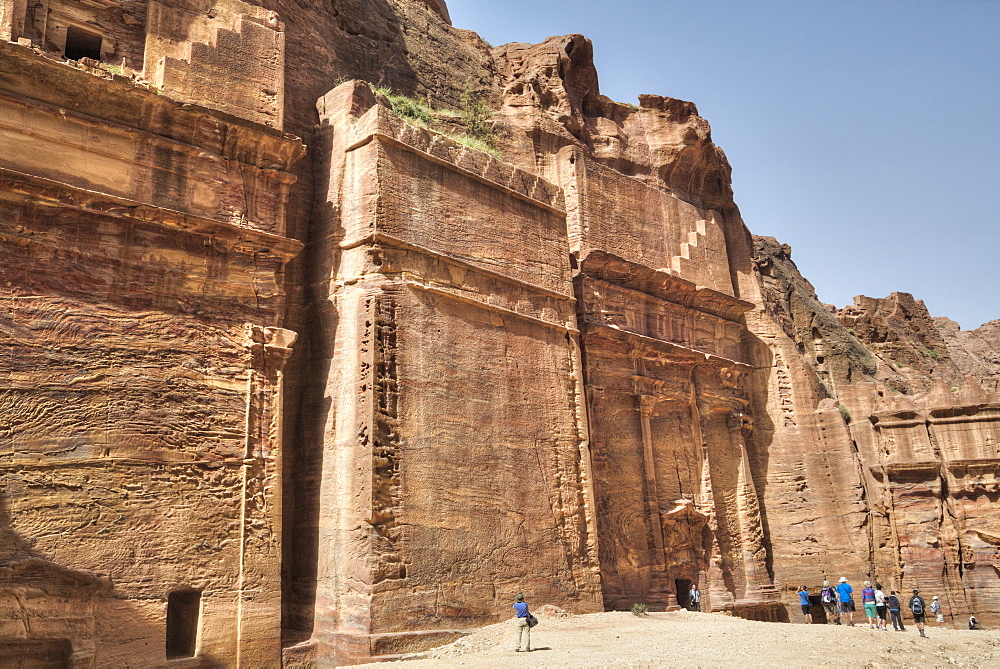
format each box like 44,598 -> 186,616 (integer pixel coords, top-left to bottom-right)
583,322 -> 751,372
872,402 -> 1000,428
871,461 -> 943,480
577,250 -> 754,322
0,167 -> 304,261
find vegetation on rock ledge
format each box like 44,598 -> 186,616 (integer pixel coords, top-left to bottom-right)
373,83 -> 502,160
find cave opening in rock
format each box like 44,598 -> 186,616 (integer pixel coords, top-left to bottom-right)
64,26 -> 102,61
675,578 -> 692,609
166,589 -> 201,659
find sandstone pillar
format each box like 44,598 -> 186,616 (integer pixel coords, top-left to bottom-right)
302,82 -> 603,664
636,390 -> 672,607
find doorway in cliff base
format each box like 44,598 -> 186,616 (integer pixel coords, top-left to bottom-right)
166,589 -> 201,658
675,578 -> 692,609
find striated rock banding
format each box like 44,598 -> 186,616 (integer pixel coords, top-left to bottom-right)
1,0 -> 997,665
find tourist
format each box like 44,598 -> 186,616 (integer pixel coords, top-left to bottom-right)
862,581 -> 877,628
909,589 -> 928,637
836,577 -> 855,626
820,580 -> 840,624
797,585 -> 811,624
874,583 -> 888,631
930,595 -> 944,626
969,615 -> 982,630
513,592 -> 532,652
689,584 -> 701,612
887,590 -> 905,631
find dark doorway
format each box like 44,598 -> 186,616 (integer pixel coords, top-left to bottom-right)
675,578 -> 692,609
64,26 -> 102,61
166,589 -> 201,658
809,593 -> 827,623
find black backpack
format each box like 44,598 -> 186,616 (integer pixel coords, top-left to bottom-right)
912,597 -> 924,614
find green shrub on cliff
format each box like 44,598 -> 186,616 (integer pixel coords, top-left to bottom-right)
459,80 -> 494,147
453,134 -> 501,160
374,86 -> 433,127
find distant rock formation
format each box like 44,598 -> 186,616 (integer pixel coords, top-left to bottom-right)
749,235 -> 1000,628
1,0 -> 997,665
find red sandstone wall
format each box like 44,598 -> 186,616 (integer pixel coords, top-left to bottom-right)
300,86 -> 602,662
0,36 -> 300,665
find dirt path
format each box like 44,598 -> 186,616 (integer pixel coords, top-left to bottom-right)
359,609 -> 1000,668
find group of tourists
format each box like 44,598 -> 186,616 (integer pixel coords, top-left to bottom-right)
512,578 -> 985,651
807,578 -> 928,635
796,577 -> 984,635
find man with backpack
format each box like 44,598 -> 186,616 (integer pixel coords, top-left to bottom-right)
909,589 -> 928,637
820,580 -> 840,624
930,595 -> 944,625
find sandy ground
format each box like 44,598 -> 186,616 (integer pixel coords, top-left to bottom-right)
359,609 -> 1000,668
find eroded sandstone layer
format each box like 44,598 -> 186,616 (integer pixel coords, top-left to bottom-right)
749,238 -> 1000,625
1,0 -> 998,666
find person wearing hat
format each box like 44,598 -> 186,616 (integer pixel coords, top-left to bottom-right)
820,580 -> 839,624
512,592 -> 532,652
836,577 -> 855,626
909,589 -> 928,637
930,595 -> 944,625
969,615 -> 983,630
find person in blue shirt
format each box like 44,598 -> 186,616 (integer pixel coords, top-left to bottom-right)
836,577 -> 855,626
797,585 -> 812,624
513,592 -> 531,652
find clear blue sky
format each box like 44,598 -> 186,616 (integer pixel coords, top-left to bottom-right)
446,0 -> 1000,329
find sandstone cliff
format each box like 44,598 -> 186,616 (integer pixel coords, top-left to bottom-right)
749,235 -> 1000,627
2,0 -> 998,665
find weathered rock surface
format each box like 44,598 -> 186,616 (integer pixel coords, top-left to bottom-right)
936,317 -> 1000,393
0,26 -> 302,666
749,236 -> 1000,628
2,0 -> 998,665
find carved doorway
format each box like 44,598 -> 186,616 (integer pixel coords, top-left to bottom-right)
675,578 -> 692,610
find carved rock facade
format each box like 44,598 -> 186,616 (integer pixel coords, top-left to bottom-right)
1,0 -> 998,666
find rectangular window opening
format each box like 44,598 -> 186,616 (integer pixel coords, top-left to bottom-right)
166,589 -> 201,659
64,26 -> 103,61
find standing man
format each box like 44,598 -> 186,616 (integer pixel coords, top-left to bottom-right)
688,584 -> 701,612
930,596 -> 944,626
797,585 -> 812,624
887,590 -> 905,631
820,580 -> 840,624
909,589 -> 928,638
513,593 -> 532,652
836,577 -> 855,626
